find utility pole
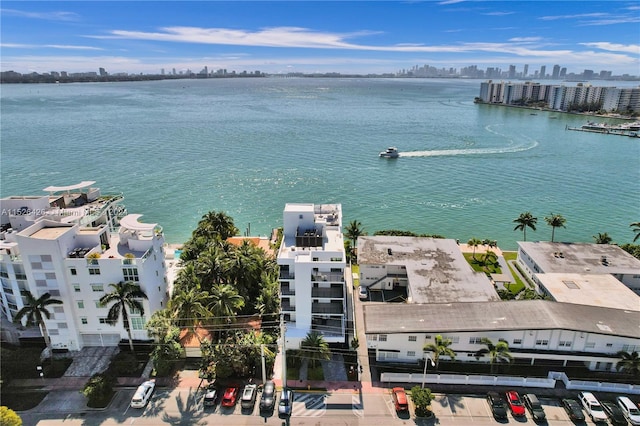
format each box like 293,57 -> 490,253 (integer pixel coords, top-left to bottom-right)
260,344 -> 267,384
280,313 -> 287,390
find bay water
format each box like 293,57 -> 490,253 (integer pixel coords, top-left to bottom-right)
1,78 -> 638,250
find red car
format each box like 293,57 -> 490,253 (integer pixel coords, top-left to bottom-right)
505,390 -> 526,417
221,387 -> 239,407
392,387 -> 409,412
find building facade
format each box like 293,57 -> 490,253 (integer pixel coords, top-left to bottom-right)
277,203 -> 347,348
0,181 -> 168,350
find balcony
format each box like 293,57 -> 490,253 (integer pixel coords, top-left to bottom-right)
279,271 -> 295,280
311,287 -> 344,299
311,272 -> 344,282
281,301 -> 295,312
311,302 -> 344,315
280,284 -> 295,296
311,318 -> 344,338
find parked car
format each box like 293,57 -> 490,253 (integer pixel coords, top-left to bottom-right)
203,383 -> 218,407
278,388 -> 293,417
358,285 -> 368,300
523,393 -> 546,422
130,380 -> 155,408
221,387 -> 239,407
505,390 -> 526,417
392,387 -> 409,412
259,380 -> 277,411
561,398 -> 585,422
240,384 -> 258,410
617,395 -> 640,425
487,391 -> 508,420
601,400 -> 629,426
578,391 -> 608,423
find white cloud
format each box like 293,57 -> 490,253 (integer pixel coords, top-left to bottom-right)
1,43 -> 103,51
580,42 -> 640,54
508,37 -> 543,43
0,8 -> 80,21
539,13 -> 608,21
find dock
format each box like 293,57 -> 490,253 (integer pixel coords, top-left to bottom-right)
566,121 -> 640,138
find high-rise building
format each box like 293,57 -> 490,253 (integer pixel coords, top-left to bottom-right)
540,66 -> 546,79
552,65 -> 561,79
523,64 -> 529,78
0,181 -> 168,350
277,204 -> 347,348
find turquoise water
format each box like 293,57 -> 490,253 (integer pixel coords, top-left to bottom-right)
1,78 -> 638,250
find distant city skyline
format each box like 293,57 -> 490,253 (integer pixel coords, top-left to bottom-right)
1,1 -> 639,76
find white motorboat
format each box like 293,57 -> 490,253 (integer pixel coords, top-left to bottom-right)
379,147 -> 399,158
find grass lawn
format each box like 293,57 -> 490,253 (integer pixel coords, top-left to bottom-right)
1,391 -> 48,411
462,253 -> 501,274
307,365 -> 324,381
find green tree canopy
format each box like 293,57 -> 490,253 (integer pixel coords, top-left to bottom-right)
423,335 -> 456,370
299,331 -> 331,368
474,338 -> 513,373
616,351 -> 640,377
544,213 -> 567,242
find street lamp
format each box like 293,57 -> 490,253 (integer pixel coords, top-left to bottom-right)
421,355 -> 434,389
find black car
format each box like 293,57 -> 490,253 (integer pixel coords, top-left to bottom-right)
562,398 -> 586,422
601,400 -> 628,426
523,393 -> 547,422
259,380 -> 277,411
487,391 -> 508,420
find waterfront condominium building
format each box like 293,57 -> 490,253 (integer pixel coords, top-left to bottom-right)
0,181 -> 167,350
277,203 -> 347,348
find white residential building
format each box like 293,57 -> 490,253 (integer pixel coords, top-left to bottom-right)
516,241 -> 640,294
0,181 -> 168,350
277,203 -> 347,348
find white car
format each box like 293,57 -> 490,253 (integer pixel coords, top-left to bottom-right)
617,396 -> 640,425
578,391 -> 608,423
130,380 -> 155,408
358,285 -> 368,300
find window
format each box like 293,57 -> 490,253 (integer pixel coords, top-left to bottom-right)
81,317 -> 88,325
379,334 -> 387,342
88,267 -> 100,275
58,322 -> 68,329
408,336 -> 417,342
123,267 -> 139,282
49,290 -> 60,297
585,342 -> 596,349
70,268 -> 77,276
559,341 -> 572,347
53,306 -> 64,314
469,337 -> 483,344
91,284 -> 104,292
606,343 -> 613,348
368,335 -> 377,341
45,272 -> 56,280
77,300 -> 84,309
513,339 -> 522,345
535,340 -> 549,346
407,351 -> 416,357
131,317 -> 145,330
73,284 -> 80,292
94,300 -> 101,308
99,318 -> 109,324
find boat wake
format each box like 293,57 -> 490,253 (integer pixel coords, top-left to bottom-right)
399,126 -> 538,158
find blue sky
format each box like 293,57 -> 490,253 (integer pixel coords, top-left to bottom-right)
1,1 -> 639,75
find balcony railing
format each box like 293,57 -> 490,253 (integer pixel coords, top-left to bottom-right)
311,303 -> 344,314
280,285 -> 295,296
311,318 -> 344,338
311,287 -> 344,299
279,271 -> 295,279
281,303 -> 295,312
311,272 -> 344,282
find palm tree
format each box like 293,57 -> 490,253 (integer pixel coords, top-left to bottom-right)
209,283 -> 245,322
513,212 -> 537,241
467,237 -> 482,260
195,211 -> 239,241
480,250 -> 498,270
423,335 -> 456,371
169,287 -> 212,343
13,291 -> 63,357
631,222 -> 640,243
345,220 -> 365,247
545,213 -> 566,242
592,232 -> 613,244
616,351 -> 640,377
474,338 -> 513,374
99,282 -> 148,353
300,331 -> 331,368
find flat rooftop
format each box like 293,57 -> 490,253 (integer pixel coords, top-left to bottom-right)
536,273 -> 640,311
519,241 -> 640,274
28,225 -> 73,240
358,236 -> 499,303
363,300 -> 640,338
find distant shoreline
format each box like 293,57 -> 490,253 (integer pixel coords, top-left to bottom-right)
474,100 -> 638,121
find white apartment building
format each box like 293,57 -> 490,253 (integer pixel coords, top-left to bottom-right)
516,241 -> 640,294
0,181 -> 167,350
277,203 -> 347,348
357,236 -> 640,372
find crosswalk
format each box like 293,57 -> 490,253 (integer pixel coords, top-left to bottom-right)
352,394 -> 364,418
291,393 -> 327,417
